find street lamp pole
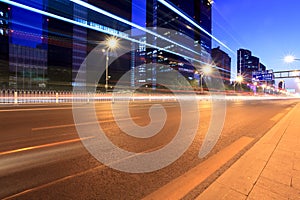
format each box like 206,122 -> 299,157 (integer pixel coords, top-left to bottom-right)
283,55 -> 300,93
233,81 -> 236,92
200,65 -> 212,93
104,37 -> 118,92
234,75 -> 243,92
200,73 -> 203,93
105,52 -> 109,92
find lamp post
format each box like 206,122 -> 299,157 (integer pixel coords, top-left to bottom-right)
104,37 -> 118,92
281,55 -> 300,92
234,75 -> 243,92
261,84 -> 267,94
200,65 -> 212,93
253,81 -> 258,94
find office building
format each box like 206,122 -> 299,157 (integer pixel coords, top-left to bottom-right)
211,46 -> 231,84
0,2 -> 10,88
237,48 -> 261,83
130,0 -> 212,88
0,0 -> 213,91
259,63 -> 266,71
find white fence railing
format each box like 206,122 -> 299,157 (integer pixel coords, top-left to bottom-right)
0,90 -> 297,104
0,90 -> 181,104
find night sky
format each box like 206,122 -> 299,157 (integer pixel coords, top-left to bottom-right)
212,0 -> 300,90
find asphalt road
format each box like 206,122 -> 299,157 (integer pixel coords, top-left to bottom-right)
0,99 -> 298,199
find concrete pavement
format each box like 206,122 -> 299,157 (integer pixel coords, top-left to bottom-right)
197,102 -> 300,200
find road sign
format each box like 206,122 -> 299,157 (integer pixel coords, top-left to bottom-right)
252,70 -> 274,81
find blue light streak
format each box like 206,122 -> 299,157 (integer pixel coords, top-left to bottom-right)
157,0 -> 235,55
0,0 -> 230,73
0,1 -> 202,60
69,0 -> 200,56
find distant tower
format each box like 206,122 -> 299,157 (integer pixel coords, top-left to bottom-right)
237,48 -> 261,83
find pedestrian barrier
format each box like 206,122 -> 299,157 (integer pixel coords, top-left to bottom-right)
0,89 -> 295,104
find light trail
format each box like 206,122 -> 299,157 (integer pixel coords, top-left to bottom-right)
0,0 -> 208,66
69,0 -> 201,56
0,136 -> 94,156
157,0 -> 235,55
0,0 -> 232,72
32,117 -> 140,131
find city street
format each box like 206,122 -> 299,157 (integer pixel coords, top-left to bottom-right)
0,99 -> 298,199
1,0 -> 300,199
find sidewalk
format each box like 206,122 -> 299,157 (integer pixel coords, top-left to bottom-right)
197,103 -> 300,200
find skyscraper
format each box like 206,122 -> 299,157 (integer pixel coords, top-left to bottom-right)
237,48 -> 261,82
0,0 -> 213,91
0,2 -> 9,88
131,0 -> 213,87
44,0 -> 74,90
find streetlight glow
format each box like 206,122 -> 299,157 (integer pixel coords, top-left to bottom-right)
199,65 -> 212,93
236,75 -> 243,83
202,65 -> 212,74
106,37 -> 118,50
284,55 -> 295,63
233,75 -> 243,93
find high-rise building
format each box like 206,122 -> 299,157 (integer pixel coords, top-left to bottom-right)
9,0 -> 46,89
212,46 -> 231,84
259,62 -> 266,71
130,0 -> 213,88
237,48 -> 261,82
237,48 -> 251,75
44,0 -> 74,90
0,2 -> 9,88
72,1 -> 88,85
0,0 -> 213,91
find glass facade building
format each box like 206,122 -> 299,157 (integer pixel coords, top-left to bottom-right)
212,46 -> 231,84
0,2 -> 10,88
0,0 -> 213,91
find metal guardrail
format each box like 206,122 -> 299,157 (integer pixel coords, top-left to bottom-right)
0,90 -> 181,104
0,89 -> 297,104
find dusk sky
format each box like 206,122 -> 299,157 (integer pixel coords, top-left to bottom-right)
212,0 -> 300,90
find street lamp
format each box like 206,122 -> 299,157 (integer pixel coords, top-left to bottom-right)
284,55 -> 300,63
261,84 -> 267,93
234,75 -> 243,92
104,37 -> 118,92
283,56 -> 300,92
200,65 -> 212,93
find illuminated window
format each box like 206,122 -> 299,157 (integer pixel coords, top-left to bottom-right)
0,28 -> 3,35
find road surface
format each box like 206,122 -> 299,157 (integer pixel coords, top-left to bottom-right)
0,99 -> 298,199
